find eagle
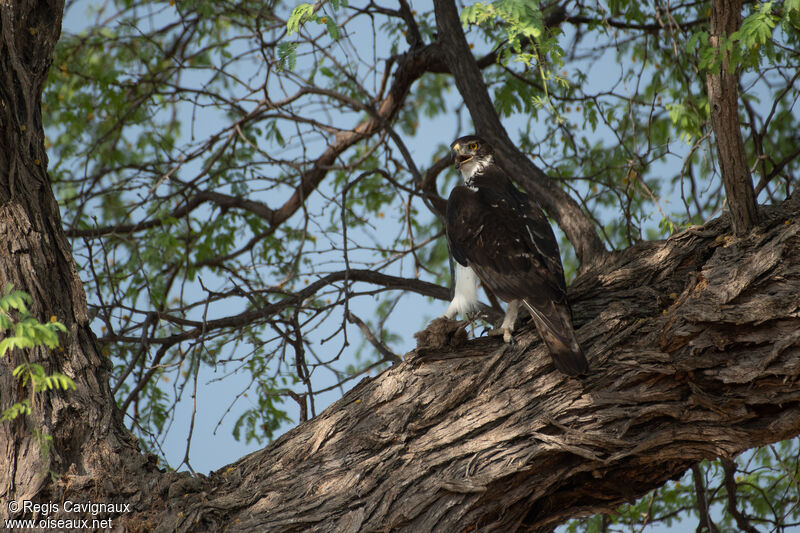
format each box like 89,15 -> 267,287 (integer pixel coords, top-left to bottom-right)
442,135 -> 588,376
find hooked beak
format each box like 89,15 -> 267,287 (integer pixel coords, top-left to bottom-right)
453,154 -> 472,169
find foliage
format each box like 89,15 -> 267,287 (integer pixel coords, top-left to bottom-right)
44,0 -> 799,529
461,1 -> 548,62
0,285 -> 66,356
0,284 -> 73,423
281,1 -> 344,69
461,0 -> 567,114
565,443 -> 800,532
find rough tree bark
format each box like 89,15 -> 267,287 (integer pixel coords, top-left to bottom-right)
144,198 -> 799,533
706,0 -> 760,234
2,1 -> 800,533
13,193 -> 793,533
0,0 -> 153,510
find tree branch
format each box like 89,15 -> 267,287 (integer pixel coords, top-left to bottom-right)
186,41 -> 448,270
564,14 -> 707,33
691,464 -> 720,533
432,0 -> 607,267
101,269 -> 450,344
346,311 -> 402,364
65,190 -> 276,238
706,0 -> 759,234
721,459 -> 762,533
45,194 -> 798,533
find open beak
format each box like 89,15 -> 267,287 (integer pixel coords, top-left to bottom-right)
454,154 -> 472,169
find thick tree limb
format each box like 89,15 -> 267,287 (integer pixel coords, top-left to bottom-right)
12,194 -> 797,532
433,0 -> 607,267
4,2 -> 800,532
187,197 -> 799,532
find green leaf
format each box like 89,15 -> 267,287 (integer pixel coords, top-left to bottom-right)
278,42 -> 298,72
0,285 -> 31,314
287,3 -> 315,35
1,400 -> 31,422
42,372 -> 77,391
325,17 -> 340,41
686,30 -> 708,52
0,336 -> 35,357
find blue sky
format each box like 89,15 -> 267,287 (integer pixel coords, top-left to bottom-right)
52,2 -> 773,530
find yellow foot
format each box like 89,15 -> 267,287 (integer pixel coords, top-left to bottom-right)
488,327 -> 514,344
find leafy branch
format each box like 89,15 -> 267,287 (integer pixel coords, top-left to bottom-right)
0,284 -> 73,423
281,1 -> 345,70
461,0 -> 568,118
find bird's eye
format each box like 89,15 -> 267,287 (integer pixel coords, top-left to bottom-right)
469,143 -> 478,151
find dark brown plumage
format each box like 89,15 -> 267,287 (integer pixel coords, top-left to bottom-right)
446,135 -> 588,376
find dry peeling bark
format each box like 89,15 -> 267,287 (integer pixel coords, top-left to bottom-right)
4,197 -> 799,531
31,195 -> 790,533
3,0 -> 800,531
143,198 -> 796,533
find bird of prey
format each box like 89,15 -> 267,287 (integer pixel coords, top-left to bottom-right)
442,135 -> 588,376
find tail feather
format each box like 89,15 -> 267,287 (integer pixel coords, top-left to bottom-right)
522,299 -> 588,377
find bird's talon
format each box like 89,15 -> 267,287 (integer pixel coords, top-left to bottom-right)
488,327 -> 515,344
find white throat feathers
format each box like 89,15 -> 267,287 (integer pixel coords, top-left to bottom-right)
459,154 -> 493,188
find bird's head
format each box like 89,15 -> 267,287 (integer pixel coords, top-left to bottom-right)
450,135 -> 494,182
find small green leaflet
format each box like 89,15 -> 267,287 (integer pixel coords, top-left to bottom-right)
278,42 -> 299,71
287,4 -> 315,36
1,399 -> 31,422
461,0 -> 543,39
12,363 -> 75,391
286,3 -> 341,41
325,17 -> 341,40
0,283 -> 31,314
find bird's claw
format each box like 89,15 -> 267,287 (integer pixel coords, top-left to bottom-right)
488,326 -> 515,345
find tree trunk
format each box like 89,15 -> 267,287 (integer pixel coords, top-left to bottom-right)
706,0 -> 759,234
3,1 -> 800,532
0,0 -> 151,510
6,179 -> 800,531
